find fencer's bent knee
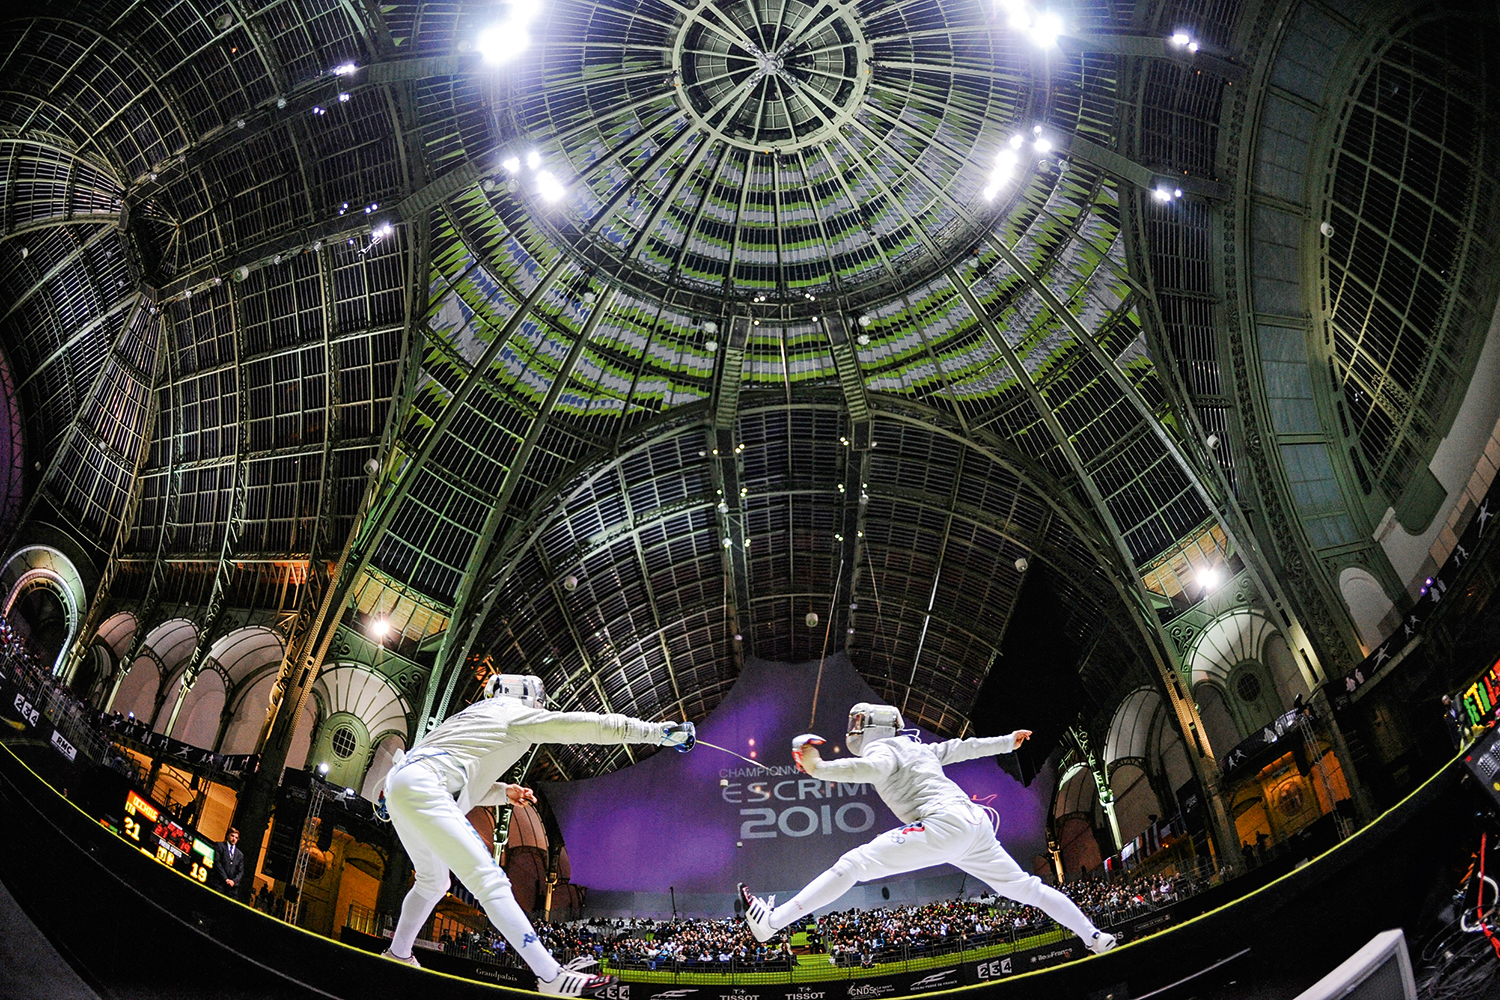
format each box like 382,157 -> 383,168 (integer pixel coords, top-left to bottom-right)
1000,873 -> 1046,906
832,848 -> 871,880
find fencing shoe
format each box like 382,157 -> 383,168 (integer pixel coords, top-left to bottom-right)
738,882 -> 776,943
381,949 -> 421,968
1086,931 -> 1117,956
539,956 -> 615,997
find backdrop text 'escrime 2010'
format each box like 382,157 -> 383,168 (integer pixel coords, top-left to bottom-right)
541,655 -> 1053,917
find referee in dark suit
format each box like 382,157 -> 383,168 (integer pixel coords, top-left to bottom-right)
214,828 -> 245,899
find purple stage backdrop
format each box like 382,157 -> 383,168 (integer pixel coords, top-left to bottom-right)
540,655 -> 1052,899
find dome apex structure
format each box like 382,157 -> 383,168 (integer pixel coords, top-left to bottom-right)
496,0 -> 1060,310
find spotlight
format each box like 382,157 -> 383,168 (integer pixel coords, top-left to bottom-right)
535,170 -> 566,202
563,574 -> 579,592
502,156 -> 521,174
806,612 -> 819,628
857,314 -> 872,328
1205,433 -> 1219,450
1187,41 -> 1200,53
233,265 -> 251,282
723,537 -> 733,548
477,24 -> 532,65
1015,556 -> 1029,572
705,339 -> 718,352
703,320 -> 719,335
318,762 -> 330,776
1320,221 -> 1335,238
1170,31 -> 1191,46
1152,187 -> 1174,202
856,334 -> 870,346
526,150 -> 542,170
370,617 -> 391,638
1027,13 -> 1063,47
333,62 -> 357,76
1034,136 -> 1053,153
1197,566 -> 1222,591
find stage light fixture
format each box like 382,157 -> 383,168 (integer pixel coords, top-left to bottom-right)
477,24 -> 532,65
370,618 -> 391,638
502,156 -> 521,174
1197,566 -> 1222,591
318,762 -> 330,776
526,150 -> 542,170
535,170 -> 566,203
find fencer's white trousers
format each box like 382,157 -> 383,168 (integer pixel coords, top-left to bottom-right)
385,760 -> 561,981
769,801 -> 1100,942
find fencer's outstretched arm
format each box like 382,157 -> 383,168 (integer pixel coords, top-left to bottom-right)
931,730 -> 1031,765
503,707 -> 667,746
796,741 -> 900,783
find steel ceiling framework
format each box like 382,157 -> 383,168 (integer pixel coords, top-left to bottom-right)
0,0 -> 1444,823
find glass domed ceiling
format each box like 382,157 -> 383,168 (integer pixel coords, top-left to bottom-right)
495,0 -> 1048,310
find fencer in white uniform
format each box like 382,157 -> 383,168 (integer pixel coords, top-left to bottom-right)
739,702 -> 1116,957
381,673 -> 696,995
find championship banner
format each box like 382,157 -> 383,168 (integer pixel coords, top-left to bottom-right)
541,654 -> 1051,905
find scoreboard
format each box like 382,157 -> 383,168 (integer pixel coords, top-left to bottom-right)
107,790 -> 217,885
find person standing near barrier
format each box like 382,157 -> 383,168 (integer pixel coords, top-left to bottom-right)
379,672 -> 696,997
739,702 -> 1116,958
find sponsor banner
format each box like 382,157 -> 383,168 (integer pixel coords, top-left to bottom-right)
964,939 -> 1084,983
1219,707 -> 1304,778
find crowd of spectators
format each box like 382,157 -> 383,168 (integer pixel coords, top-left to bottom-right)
529,870 -> 1206,974
1065,871 -> 1198,928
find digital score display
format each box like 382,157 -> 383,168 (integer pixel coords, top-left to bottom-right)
115,790 -> 216,885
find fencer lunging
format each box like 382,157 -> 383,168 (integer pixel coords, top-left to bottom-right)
381,673 -> 696,995
739,702 -> 1116,957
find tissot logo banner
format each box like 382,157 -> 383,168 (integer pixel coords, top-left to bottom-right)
541,653 -> 1051,894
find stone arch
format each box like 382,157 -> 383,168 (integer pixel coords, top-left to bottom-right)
1338,566 -> 1393,653
142,618 -> 200,732
1193,680 -> 1242,751
1,545 -> 85,674
1105,687 -> 1159,766
97,611 -> 138,657
219,671 -> 279,758
211,626 -> 286,686
309,664 -> 411,790
112,654 -> 163,721
171,668 -> 226,749
1108,762 -> 1157,846
1051,763 -> 1104,879
1183,608 -> 1279,689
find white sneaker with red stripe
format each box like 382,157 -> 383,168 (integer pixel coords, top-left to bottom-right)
738,882 -> 776,943
539,955 -> 615,997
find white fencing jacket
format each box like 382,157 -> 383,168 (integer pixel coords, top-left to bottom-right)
393,697 -> 661,813
801,733 -> 1017,824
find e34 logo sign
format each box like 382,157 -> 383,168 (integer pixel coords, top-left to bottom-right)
12,693 -> 39,727
973,957 -> 1014,980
